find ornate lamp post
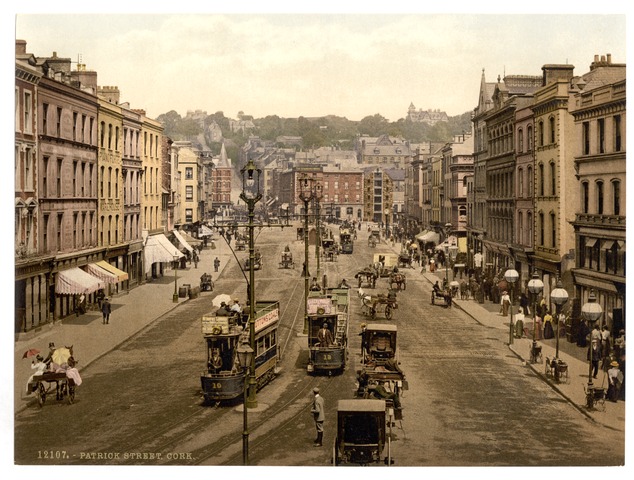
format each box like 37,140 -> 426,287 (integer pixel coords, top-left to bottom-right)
172,255 -> 179,303
550,278 -> 569,360
314,182 -> 323,281
236,342 -> 254,465
239,158 -> 262,409
385,208 -> 391,239
582,290 -> 602,395
504,268 -> 519,345
299,175 -> 315,335
527,272 -> 544,363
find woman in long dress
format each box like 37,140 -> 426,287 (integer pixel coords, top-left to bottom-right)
543,310 -> 554,339
514,307 -> 525,338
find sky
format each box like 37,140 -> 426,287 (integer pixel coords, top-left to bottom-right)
10,4 -> 628,123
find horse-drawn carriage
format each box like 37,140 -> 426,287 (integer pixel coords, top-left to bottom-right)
244,250 -> 262,270
333,399 -> 392,466
279,250 -> 294,269
388,271 -> 406,291
397,251 -> 413,268
235,236 -> 246,251
200,273 -> 214,291
322,238 -> 339,262
362,293 -> 398,320
431,289 -> 451,306
29,372 -> 77,407
355,268 -> 377,289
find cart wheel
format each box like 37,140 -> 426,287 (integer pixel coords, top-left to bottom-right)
385,304 -> 393,320
37,383 -> 45,407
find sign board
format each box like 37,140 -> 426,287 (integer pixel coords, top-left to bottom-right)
254,308 -> 279,333
201,315 -> 230,335
308,297 -> 333,315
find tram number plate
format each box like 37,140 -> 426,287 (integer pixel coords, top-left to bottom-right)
210,383 -> 222,390
321,354 -> 332,361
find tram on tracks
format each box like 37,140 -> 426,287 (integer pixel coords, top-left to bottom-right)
306,287 -> 350,375
200,300 -> 280,404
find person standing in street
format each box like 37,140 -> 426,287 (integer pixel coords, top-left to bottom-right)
500,290 -> 511,316
587,339 -> 602,379
102,297 -> 111,324
310,387 -> 325,447
214,257 -> 220,272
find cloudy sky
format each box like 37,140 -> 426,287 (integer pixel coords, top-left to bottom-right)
11,4 -> 627,122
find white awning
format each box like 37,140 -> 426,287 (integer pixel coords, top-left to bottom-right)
180,231 -> 202,246
418,231 -> 440,244
144,233 -> 185,274
199,225 -> 214,237
55,268 -> 104,295
85,261 -> 129,284
173,230 -> 193,253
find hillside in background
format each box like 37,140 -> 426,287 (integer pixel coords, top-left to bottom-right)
157,109 -> 473,162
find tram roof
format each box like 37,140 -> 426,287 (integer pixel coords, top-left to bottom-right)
365,323 -> 397,332
337,399 -> 386,413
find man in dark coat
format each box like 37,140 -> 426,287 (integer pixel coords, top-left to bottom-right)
102,297 -> 111,324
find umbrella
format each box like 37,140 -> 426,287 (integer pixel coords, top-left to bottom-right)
212,293 -> 232,308
450,281 -> 460,287
52,347 -> 72,366
22,348 -> 40,359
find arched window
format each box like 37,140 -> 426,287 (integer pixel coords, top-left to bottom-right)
538,121 -> 544,147
550,161 -> 556,196
582,182 -> 589,213
518,167 -> 524,197
527,166 -> 533,196
549,116 -> 556,144
596,180 -> 604,215
518,211 -> 524,244
538,163 -> 544,196
527,125 -> 533,151
612,180 -> 621,216
518,128 -> 523,152
539,212 -> 544,246
550,212 -> 556,248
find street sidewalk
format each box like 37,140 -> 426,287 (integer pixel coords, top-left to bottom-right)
14,234 -> 235,414
380,236 -> 625,432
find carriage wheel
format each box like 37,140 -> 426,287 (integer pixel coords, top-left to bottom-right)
385,304 -> 393,320
37,383 -> 46,407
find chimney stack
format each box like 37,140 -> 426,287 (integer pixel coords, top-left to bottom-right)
15,39 -> 27,55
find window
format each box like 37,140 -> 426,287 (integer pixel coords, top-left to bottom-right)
108,167 -> 112,198
598,118 -> 605,154
100,121 -> 105,148
527,166 -> 533,196
24,91 -> 32,133
42,214 -> 49,251
538,163 -> 544,196
538,121 -> 544,147
81,115 -> 86,143
527,126 -> 533,151
89,164 -> 93,196
518,168 -> 524,197
582,122 -> 590,155
612,180 -> 621,216
185,208 -> 193,222
80,162 -> 85,196
57,159 -> 63,197
185,167 -> 193,180
549,116 -> 555,144
596,181 -> 604,215
115,126 -> 120,151
614,115 -> 622,152
185,185 -> 193,200
582,182 -> 589,213
42,156 -> 49,196
24,148 -> 33,191
42,103 -> 48,135
539,212 -> 544,246
115,168 -> 119,198
56,107 -> 62,137
518,128 -> 523,152
550,212 -> 556,248
73,212 -> 78,248
550,162 -> 556,196
73,160 -> 78,196
100,166 -> 104,197
73,112 -> 78,141
57,213 -> 63,251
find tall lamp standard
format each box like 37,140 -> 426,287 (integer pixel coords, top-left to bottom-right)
239,158 -> 262,409
314,182 -> 323,282
236,342 -> 254,465
172,255 -> 179,303
299,176 -> 315,335
385,208 -> 391,239
550,278 -> 569,360
443,223 -> 452,286
582,290 -> 602,396
504,268 -> 519,345
527,272 -> 544,363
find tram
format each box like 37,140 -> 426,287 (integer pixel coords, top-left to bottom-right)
339,225 -> 354,254
200,300 -> 280,404
307,287 -> 349,375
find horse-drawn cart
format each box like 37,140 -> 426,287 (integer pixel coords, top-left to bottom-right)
388,272 -> 406,291
200,273 -> 214,291
355,269 -> 377,289
279,251 -> 294,269
29,372 -> 77,407
362,294 -> 398,320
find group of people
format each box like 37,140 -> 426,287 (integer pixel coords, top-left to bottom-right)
25,342 -> 82,397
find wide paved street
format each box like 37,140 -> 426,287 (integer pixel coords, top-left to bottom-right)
13,223 -> 625,467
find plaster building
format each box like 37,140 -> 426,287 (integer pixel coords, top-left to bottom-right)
569,54 -> 626,336
322,166 -> 364,223
174,142 -> 204,227
210,143 -> 233,221
357,134 -> 413,169
441,132 -> 474,236
407,103 -> 449,125
363,167 -> 393,226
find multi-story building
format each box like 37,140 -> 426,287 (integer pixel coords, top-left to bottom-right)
141,115 -> 163,234
322,167 -> 364,223
211,143 -> 233,220
15,40 -> 42,332
174,142 -> 203,226
570,54 -> 626,335
441,132 -> 474,234
362,167 -> 393,226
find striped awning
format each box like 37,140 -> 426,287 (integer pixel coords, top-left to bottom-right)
86,261 -> 129,284
199,225 -> 214,237
173,230 -> 194,253
144,233 -> 185,274
55,268 -> 104,295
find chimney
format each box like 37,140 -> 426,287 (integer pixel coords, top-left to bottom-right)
542,64 -> 575,86
607,53 -> 612,64
71,69 -> 98,94
97,86 -> 121,104
15,39 -> 27,55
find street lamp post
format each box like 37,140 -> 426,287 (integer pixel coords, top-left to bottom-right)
582,290 -> 603,399
236,342 -> 254,466
172,255 -> 179,303
527,272 -> 544,363
299,176 -> 315,335
550,278 -> 569,360
240,159 -> 262,409
314,183 -> 323,282
504,268 -> 519,345
385,208 -> 391,239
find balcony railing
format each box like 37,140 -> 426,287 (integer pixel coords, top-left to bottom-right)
575,213 -> 625,226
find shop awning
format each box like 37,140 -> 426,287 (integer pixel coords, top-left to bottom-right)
180,230 -> 202,246
199,225 -> 214,237
417,231 -> 440,244
172,229 -> 194,253
85,261 -> 129,284
55,267 -> 104,295
144,233 -> 185,273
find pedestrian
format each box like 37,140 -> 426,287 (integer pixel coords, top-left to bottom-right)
214,257 -> 220,272
500,291 -> 511,316
519,292 -> 530,315
359,323 -> 368,359
514,307 -> 525,338
193,250 -> 199,269
543,310 -> 554,339
607,360 -> 623,402
25,355 -> 47,395
601,325 -> 611,368
102,297 -> 111,324
310,387 -> 325,447
587,339 -> 602,379
317,323 -> 334,347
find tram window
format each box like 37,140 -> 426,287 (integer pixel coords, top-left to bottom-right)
257,338 -> 265,354
265,335 -> 270,350
271,331 -> 276,346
